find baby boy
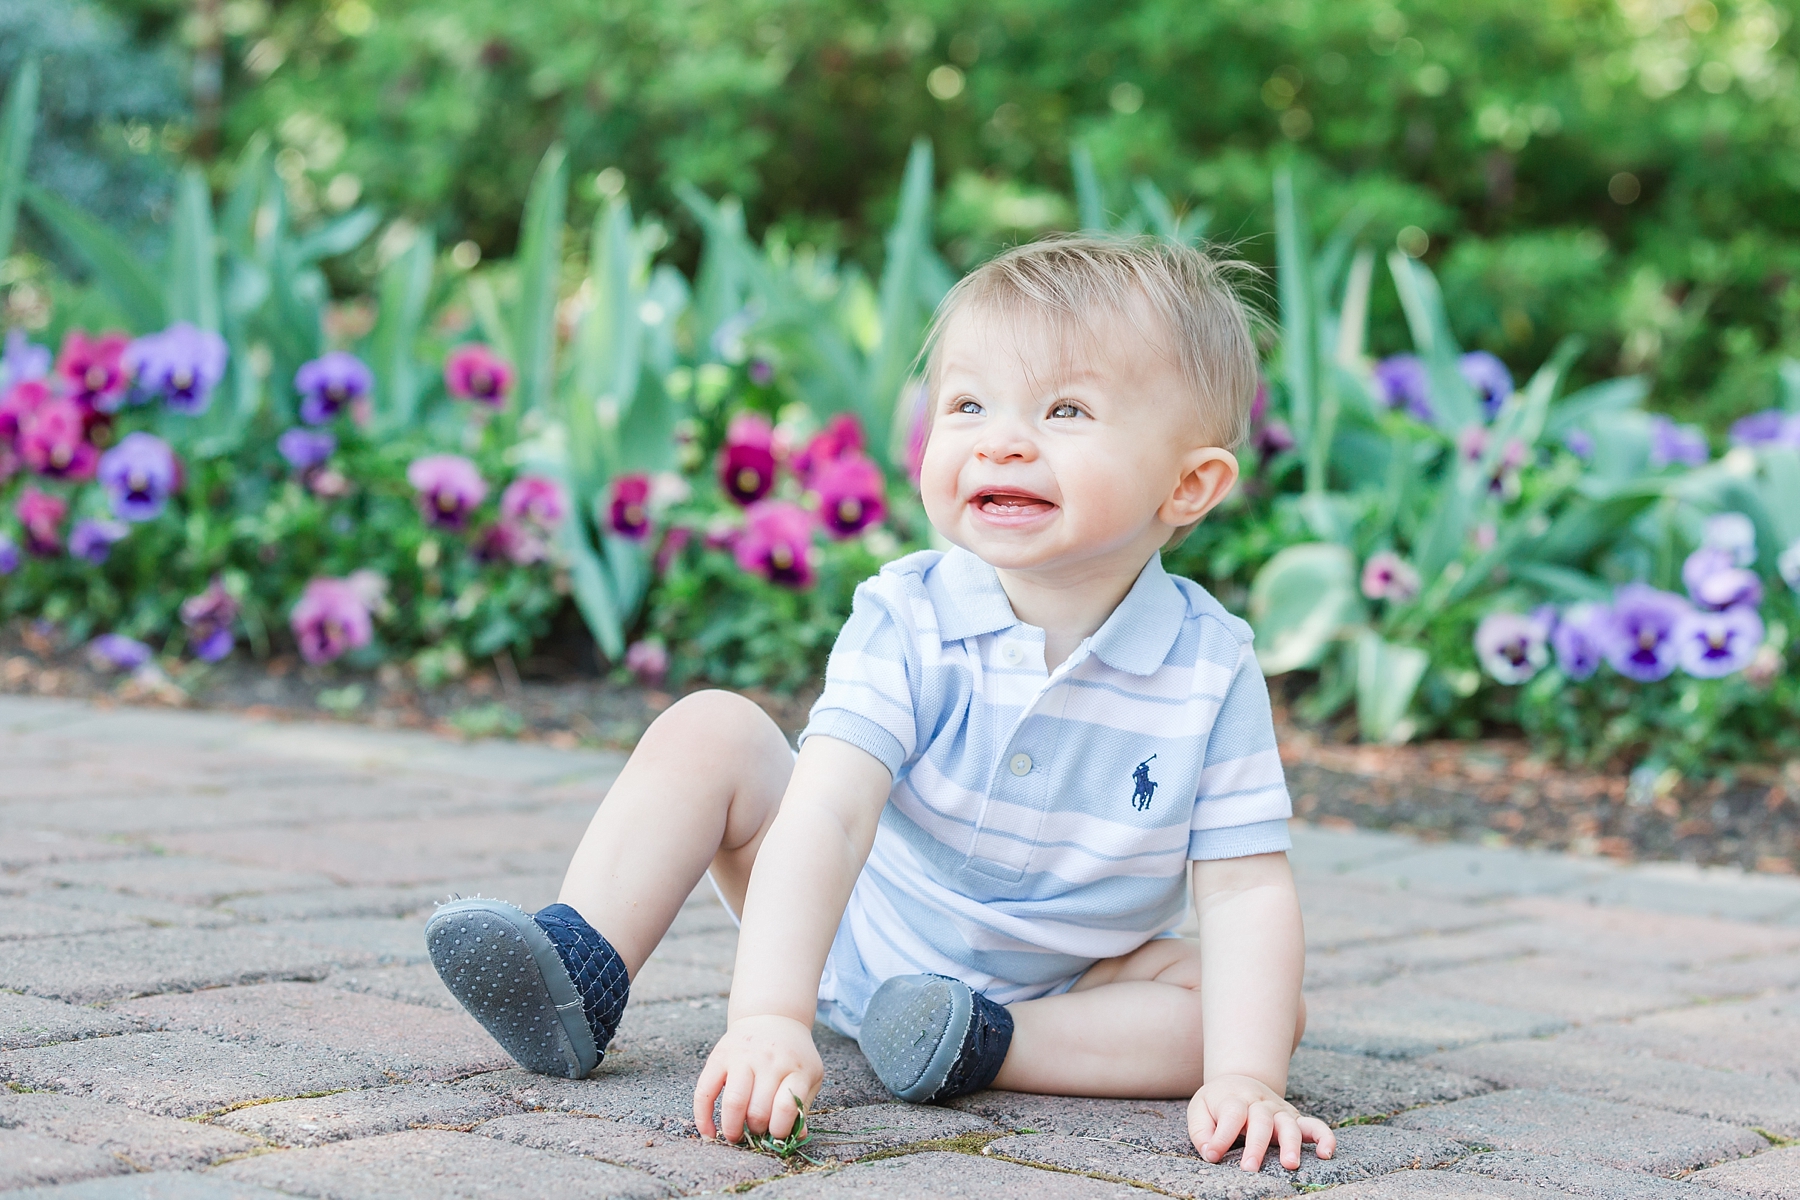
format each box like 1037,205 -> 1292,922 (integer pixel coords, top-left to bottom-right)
425,236 -> 1335,1172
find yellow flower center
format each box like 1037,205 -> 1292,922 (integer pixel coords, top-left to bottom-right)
736,467 -> 762,494
770,545 -> 794,570
837,498 -> 862,524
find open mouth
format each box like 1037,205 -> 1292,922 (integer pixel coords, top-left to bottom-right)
972,490 -> 1055,521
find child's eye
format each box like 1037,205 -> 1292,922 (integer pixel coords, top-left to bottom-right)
955,398 -> 982,415
1049,401 -> 1084,419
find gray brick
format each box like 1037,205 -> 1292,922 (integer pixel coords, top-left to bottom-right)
1689,1144 -> 1800,1198
984,1133 -> 1291,1198
13,857 -> 337,905
797,1102 -> 995,1160
476,1112 -> 787,1191
219,885 -> 447,922
213,1127 -> 670,1199
1455,1151 -> 1720,1197
1428,1039 -> 1800,1136
1331,841 -> 1611,899
0,927 -> 339,1004
1302,984 -> 1566,1058
217,1083 -> 520,1147
0,992 -> 141,1050
1307,1172 -> 1566,1197
949,1093 -> 1195,1155
263,918 -> 433,967
628,959 -> 732,1003
0,1128 -> 127,1191
2,1173 -> 296,1199
1228,1123 -> 1468,1187
113,982 -> 510,1082
1297,879 -> 1518,952
1568,996 -> 1800,1085
0,830 -> 135,871
0,1030 -> 396,1117
0,900 -> 142,942
1575,863 -> 1800,923
750,1149 -> 1160,1198
1390,1088 -> 1769,1174
1285,1048 -> 1492,1126
325,964 -> 458,1012
4,889 -> 232,931
0,1092 -> 256,1169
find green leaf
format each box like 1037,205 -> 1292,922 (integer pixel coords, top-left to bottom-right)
0,56 -> 40,263
1543,375 -> 1649,439
292,207 -> 380,263
24,184 -> 165,330
166,167 -> 221,331
1273,169 -> 1317,464
1354,632 -> 1429,745
557,515 -> 624,662
513,144 -> 569,413
1249,543 -> 1366,675
1071,143 -> 1106,232
866,138 -> 937,445
368,230 -> 435,429
1780,359 -> 1800,413
1133,178 -> 1179,241
1387,251 -> 1479,432
1757,448 -> 1800,546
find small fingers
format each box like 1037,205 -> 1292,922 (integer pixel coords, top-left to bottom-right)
1301,1116 -> 1336,1160
1186,1093 -> 1218,1151
1273,1111 -> 1304,1171
767,1073 -> 811,1141
1238,1106 -> 1276,1173
1203,1101 -> 1248,1164
693,1058 -> 727,1141
717,1069 -> 754,1144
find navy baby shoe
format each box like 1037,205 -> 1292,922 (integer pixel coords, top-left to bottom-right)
858,973 -> 1013,1102
425,898 -> 629,1079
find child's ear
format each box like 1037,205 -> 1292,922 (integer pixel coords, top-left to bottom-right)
1160,447 -> 1239,529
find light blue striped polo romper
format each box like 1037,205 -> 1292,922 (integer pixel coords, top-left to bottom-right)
799,546 -> 1293,1038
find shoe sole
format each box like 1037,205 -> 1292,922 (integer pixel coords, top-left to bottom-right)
425,898 -> 599,1079
858,974 -> 971,1103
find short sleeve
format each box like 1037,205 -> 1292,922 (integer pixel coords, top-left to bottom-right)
797,575 -> 920,777
1187,645 -> 1293,860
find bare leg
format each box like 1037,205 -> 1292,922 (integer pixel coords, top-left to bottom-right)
556,690 -> 794,977
991,938 -> 1307,1098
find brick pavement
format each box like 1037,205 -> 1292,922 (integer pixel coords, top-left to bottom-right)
2,694 -> 1799,1198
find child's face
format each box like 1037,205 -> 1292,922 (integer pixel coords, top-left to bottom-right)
918,302 -> 1233,578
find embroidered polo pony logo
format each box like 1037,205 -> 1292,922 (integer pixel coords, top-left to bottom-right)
1130,756 -> 1159,811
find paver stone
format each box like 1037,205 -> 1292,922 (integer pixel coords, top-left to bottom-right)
1454,1150 -> 1722,1198
0,1128 -> 127,1191
1689,1144 -> 1800,1199
216,1083 -> 520,1147
0,992 -> 142,1050
475,1111 -> 788,1191
0,1092 -> 256,1169
748,1148 -> 1160,1197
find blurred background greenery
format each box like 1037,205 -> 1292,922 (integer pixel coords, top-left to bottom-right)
10,0 -> 1800,430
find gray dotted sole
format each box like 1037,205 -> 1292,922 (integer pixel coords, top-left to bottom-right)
425,898 -> 599,1079
858,974 -> 972,1103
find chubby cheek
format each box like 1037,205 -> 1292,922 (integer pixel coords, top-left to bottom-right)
916,436 -> 965,530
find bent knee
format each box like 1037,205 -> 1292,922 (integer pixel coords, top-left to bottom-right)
644,689 -> 781,752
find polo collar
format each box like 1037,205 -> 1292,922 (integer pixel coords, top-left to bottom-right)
931,547 -> 1188,675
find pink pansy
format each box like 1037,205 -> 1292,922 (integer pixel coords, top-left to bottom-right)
18,398 -> 98,480
443,344 -> 515,407
607,473 -> 653,540
793,413 -> 865,483
406,455 -> 488,530
734,499 -> 816,588
809,453 -> 886,538
55,329 -> 131,413
719,412 -> 777,506
289,577 -> 374,665
16,487 -> 67,556
500,475 -> 568,531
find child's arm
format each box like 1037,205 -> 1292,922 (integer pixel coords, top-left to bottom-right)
1187,851 -> 1336,1171
692,734 -> 891,1143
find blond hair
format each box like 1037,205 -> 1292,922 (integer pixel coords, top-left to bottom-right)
919,234 -> 1261,449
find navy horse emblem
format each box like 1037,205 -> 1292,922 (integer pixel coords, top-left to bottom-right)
1131,755 -> 1159,811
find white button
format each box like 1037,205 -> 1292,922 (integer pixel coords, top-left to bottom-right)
1001,644 -> 1023,666
1009,753 -> 1032,776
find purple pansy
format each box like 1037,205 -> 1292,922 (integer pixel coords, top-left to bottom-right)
180,576 -> 239,662
1728,409 -> 1800,450
406,455 -> 487,531
747,358 -> 775,387
1459,351 -> 1514,419
1674,606 -> 1764,679
1373,354 -> 1433,421
809,453 -> 886,538
97,433 -> 179,522
607,473 -> 653,540
719,412 -> 778,506
1649,416 -> 1709,468
125,323 -> 229,415
69,518 -> 129,564
1360,551 -> 1421,604
289,577 -> 374,665
443,344 -> 514,407
277,428 -> 336,472
87,633 -> 152,673
1475,610 -> 1552,685
1551,602 -> 1610,681
500,476 -> 568,531
734,500 -> 816,588
1603,583 -> 1690,682
0,329 -> 51,390
625,638 -> 669,683
1681,546 -> 1762,612
0,532 -> 18,574
1564,429 -> 1595,459
294,352 -> 373,425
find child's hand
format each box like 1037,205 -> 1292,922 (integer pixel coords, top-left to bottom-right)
1188,1074 -> 1335,1172
693,1014 -> 823,1144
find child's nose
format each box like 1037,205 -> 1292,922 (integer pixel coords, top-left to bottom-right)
973,420 -> 1037,463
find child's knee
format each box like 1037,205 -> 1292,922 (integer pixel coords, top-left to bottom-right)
644,689 -> 780,753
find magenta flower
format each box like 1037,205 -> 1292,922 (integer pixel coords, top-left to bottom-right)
290,577 -> 374,665
0,377 -> 51,443
719,412 -> 777,505
1649,416 -> 1708,468
1373,354 -> 1433,421
809,453 -> 886,538
97,433 -> 179,521
443,344 -> 515,407
16,487 -> 66,556
1360,551 -> 1421,603
125,323 -> 229,415
0,328 -> 50,390
793,413 -> 866,483
1728,409 -> 1800,450
1603,584 -> 1690,682
734,500 -> 816,588
1459,351 -> 1514,419
87,633 -> 152,673
1675,606 -> 1764,679
500,475 -> 568,531
0,532 -> 17,574
294,352 -> 373,425
625,637 -> 669,683
1551,603 -> 1610,681
406,455 -> 487,530
180,576 -> 239,662
1253,418 -> 1296,458
55,329 -> 131,413
69,518 -> 128,564
607,473 -> 653,540
1681,546 -> 1762,612
1475,610 -> 1551,685
19,398 -> 98,480
277,428 -> 336,473
474,521 -> 547,566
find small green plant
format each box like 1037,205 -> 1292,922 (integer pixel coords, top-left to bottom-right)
315,684 -> 365,716
448,702 -> 525,739
737,1095 -> 820,1163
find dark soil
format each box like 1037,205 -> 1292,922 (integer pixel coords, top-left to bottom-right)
5,620 -> 1794,876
